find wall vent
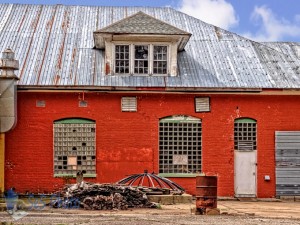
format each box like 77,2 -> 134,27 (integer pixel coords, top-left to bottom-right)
79,100 -> 88,107
36,100 -> 46,107
121,97 -> 137,112
195,97 -> 210,112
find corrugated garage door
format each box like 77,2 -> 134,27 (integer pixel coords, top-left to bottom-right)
275,131 -> 300,196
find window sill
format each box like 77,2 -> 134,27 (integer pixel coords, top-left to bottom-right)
110,74 -> 170,77
54,174 -> 97,178
158,173 -> 198,178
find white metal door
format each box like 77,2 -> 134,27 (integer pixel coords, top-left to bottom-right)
234,151 -> 257,197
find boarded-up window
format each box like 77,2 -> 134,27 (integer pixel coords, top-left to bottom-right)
159,115 -> 202,174
53,118 -> 96,176
121,97 -> 137,112
195,97 -> 210,112
234,118 -> 257,151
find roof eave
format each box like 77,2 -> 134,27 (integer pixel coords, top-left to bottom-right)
93,32 -> 191,51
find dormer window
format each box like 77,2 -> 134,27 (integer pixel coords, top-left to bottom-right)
115,45 -> 130,74
153,46 -> 168,74
93,11 -> 191,76
114,44 -> 168,75
134,45 -> 149,74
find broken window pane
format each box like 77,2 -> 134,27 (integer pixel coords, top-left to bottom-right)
54,121 -> 96,175
134,45 -> 148,74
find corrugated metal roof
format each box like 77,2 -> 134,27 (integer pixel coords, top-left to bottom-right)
0,4 -> 300,89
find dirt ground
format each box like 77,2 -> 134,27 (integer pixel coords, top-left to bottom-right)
0,200 -> 300,225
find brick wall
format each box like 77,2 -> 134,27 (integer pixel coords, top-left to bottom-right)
5,92 -> 300,197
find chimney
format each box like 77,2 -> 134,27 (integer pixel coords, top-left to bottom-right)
0,48 -> 19,133
0,48 -> 19,79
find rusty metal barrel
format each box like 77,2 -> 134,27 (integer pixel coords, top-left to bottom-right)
195,175 -> 217,214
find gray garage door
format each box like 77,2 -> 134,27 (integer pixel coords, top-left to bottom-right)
275,131 -> 300,196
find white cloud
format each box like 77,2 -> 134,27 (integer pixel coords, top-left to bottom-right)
244,5 -> 300,42
178,0 -> 238,30
294,14 -> 300,23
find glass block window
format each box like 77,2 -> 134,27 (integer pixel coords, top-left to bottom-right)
134,45 -> 149,74
159,116 -> 202,174
234,118 -> 257,151
115,45 -> 130,74
53,118 -> 96,176
153,46 -> 168,74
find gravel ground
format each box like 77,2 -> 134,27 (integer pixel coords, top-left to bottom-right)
1,200 -> 300,225
1,212 -> 300,225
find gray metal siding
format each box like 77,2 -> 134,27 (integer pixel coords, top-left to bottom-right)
275,131 -> 300,196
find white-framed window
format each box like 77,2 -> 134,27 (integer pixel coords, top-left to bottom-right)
153,46 -> 168,74
114,43 -> 169,75
134,45 -> 149,74
115,45 -> 130,74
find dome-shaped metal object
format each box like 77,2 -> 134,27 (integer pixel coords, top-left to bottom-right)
117,170 -> 185,195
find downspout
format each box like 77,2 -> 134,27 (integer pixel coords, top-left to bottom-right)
0,49 -> 19,194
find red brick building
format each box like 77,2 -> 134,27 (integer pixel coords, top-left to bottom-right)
1,4 -> 300,198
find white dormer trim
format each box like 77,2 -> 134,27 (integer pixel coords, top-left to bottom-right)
104,40 -> 178,76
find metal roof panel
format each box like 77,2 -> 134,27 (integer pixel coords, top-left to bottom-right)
0,4 -> 300,89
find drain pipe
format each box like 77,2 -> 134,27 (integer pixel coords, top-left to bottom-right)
0,49 -> 19,193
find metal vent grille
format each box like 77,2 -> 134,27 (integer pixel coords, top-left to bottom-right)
238,141 -> 254,151
79,100 -> 88,107
121,97 -> 137,112
195,97 -> 210,112
234,121 -> 257,151
36,100 -> 45,107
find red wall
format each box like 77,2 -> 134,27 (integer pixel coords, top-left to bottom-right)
4,92 -> 300,197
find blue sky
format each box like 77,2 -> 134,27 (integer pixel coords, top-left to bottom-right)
1,0 -> 299,42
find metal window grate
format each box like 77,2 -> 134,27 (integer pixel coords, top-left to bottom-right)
153,46 -> 167,74
121,97 -> 137,112
53,122 -> 96,175
159,116 -> 202,174
234,122 -> 257,151
115,45 -> 130,74
195,97 -> 210,112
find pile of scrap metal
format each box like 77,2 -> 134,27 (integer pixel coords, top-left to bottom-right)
50,182 -> 157,210
117,170 -> 185,195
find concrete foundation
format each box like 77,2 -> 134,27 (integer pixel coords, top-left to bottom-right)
147,194 -> 192,205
